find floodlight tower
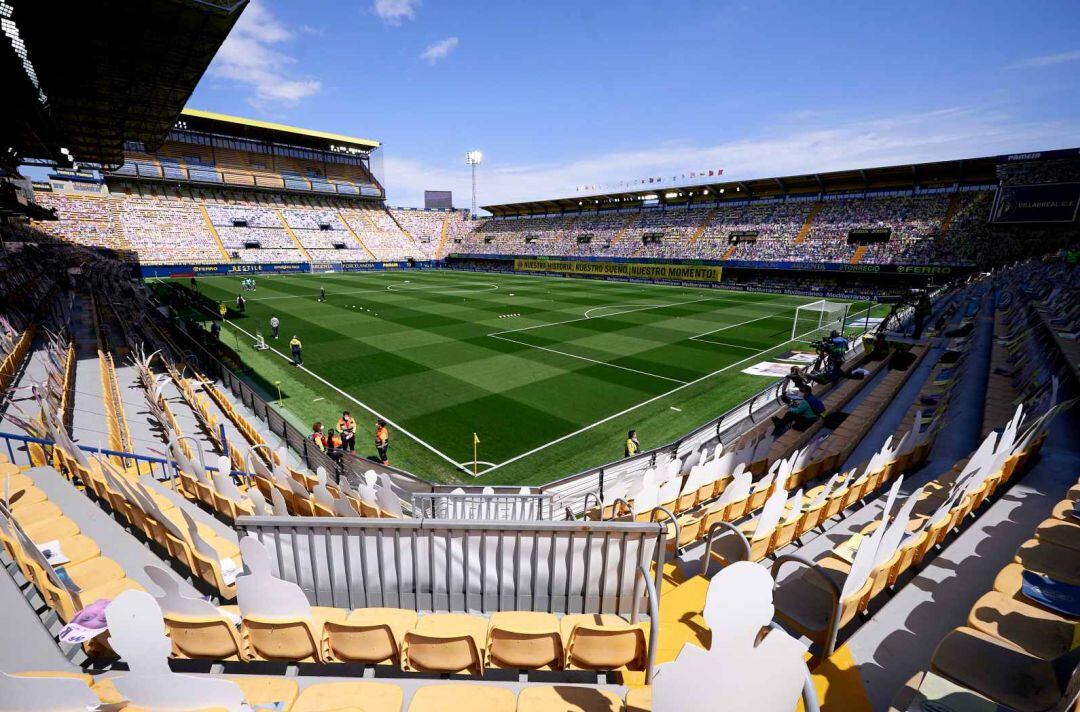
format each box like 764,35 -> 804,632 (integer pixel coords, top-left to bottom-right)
465,150 -> 483,216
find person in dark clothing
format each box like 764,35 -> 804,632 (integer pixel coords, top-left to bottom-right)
338,411 -> 356,452
324,428 -> 343,462
190,276 -> 198,291
236,294 -> 246,313
788,366 -> 810,391
289,335 -> 303,366
319,286 -> 326,302
771,384 -> 825,435
210,320 -> 221,340
375,419 -> 390,465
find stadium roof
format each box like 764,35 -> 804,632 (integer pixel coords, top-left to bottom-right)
481,155 -> 1000,217
1,0 -> 247,169
179,109 -> 381,151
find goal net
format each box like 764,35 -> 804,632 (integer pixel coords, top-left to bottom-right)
791,300 -> 850,341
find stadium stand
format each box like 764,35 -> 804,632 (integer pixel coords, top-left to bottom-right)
3,215 -> 1077,710
2,3 -> 1079,704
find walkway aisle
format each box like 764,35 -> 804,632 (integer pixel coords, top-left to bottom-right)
113,361 -> 170,456
156,374 -> 221,462
68,296 -> 111,450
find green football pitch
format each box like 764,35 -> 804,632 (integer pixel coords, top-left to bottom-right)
173,270 -> 878,485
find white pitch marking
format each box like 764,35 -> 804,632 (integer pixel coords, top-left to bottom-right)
669,406 -> 682,412
312,397 -> 325,402
477,301 -> 816,475
387,282 -> 499,294
583,303 -> 664,319
218,318 -> 467,472
250,287 -> 378,301
690,338 -> 761,350
689,310 -> 787,339
489,334 -> 688,384
457,460 -> 498,468
491,296 -> 716,338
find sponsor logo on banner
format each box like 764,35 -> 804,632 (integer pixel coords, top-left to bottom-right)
513,258 -> 723,282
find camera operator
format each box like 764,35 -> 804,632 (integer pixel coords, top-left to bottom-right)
824,329 -> 849,376
787,365 -> 811,391
771,384 -> 826,435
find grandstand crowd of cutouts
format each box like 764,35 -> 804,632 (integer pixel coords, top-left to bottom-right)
6,152 -> 1078,268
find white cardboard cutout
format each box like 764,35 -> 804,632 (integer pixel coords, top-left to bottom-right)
873,482 -> 922,569
105,590 -> 245,712
144,564 -> 230,621
632,483 -> 660,515
807,474 -> 841,509
247,486 -> 270,516
840,477 -> 902,600
750,483 -> 788,542
313,484 -> 337,509
715,466 -> 752,506
334,497 -> 358,518
681,464 -> 708,496
657,477 -> 682,507
0,672 -> 101,711
211,470 -> 247,506
269,488 -> 291,516
377,474 -> 404,517
236,536 -> 313,620
713,448 -> 737,480
652,561 -> 809,712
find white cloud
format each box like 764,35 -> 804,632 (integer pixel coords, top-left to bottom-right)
420,37 -> 459,65
208,1 -> 321,106
1007,50 -> 1080,69
373,0 -> 419,26
382,108 -> 1080,209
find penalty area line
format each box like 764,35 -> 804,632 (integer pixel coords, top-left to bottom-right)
477,304 -> 821,476
489,334 -> 688,385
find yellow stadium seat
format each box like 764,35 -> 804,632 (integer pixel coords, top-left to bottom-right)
293,680 -> 404,712
560,614 -> 647,672
402,613 -> 489,675
516,685 -> 623,712
407,684 -> 515,712
485,611 -> 562,670
321,607 -> 418,665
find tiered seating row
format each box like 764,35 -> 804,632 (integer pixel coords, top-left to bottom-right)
773,395 -> 1063,661
889,475 -> 1080,711
0,463 -> 144,641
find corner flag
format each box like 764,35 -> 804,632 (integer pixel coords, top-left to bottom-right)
473,433 -> 480,476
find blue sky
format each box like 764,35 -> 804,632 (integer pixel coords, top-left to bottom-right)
188,0 -> 1080,209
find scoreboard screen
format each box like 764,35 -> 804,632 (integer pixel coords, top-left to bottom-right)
992,183 -> 1080,224
424,190 -> 453,210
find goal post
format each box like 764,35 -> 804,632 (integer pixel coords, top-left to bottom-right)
791,300 -> 851,341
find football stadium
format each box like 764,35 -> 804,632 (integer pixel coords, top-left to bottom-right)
1,1 -> 1079,711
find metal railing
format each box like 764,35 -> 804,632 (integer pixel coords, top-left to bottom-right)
235,515 -> 666,621
0,431 -> 248,485
411,491 -> 554,520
